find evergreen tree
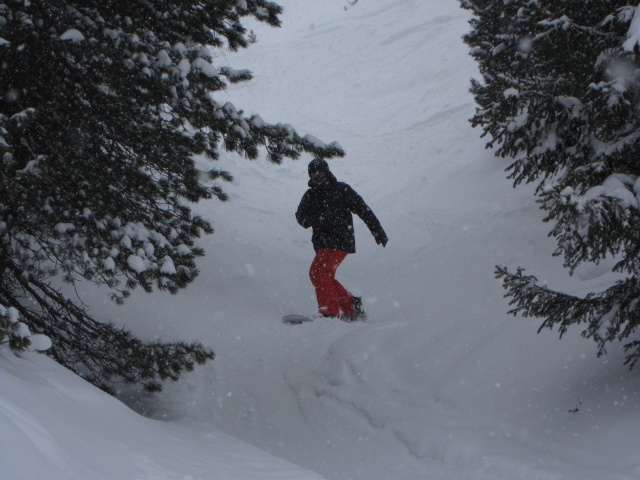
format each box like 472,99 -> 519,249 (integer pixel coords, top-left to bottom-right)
461,1 -> 640,367
0,0 -> 343,392
1,302 -> 51,353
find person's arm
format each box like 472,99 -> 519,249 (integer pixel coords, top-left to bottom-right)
296,192 -> 314,228
346,186 -> 388,247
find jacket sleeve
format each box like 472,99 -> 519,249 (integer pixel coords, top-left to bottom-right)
295,191 -> 314,229
345,185 -> 387,241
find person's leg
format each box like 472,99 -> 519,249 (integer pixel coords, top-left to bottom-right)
334,277 -> 356,318
309,249 -> 349,316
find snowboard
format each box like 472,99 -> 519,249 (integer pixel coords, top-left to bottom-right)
282,314 -> 314,325
282,313 -> 366,324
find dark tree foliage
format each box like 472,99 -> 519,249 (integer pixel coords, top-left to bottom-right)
461,0 -> 640,367
0,0 -> 343,392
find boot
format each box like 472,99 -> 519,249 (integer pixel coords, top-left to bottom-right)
353,296 -> 367,320
340,297 -> 367,322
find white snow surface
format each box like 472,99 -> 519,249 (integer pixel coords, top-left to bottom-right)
58,28 -> 86,42
623,5 -> 640,51
3,1 -> 640,480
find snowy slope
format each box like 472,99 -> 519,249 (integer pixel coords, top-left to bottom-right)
3,1 -> 640,480
0,348 -> 326,480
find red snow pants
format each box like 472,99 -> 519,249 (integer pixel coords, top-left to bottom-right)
309,249 -> 355,318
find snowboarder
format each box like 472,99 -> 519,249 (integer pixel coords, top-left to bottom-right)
296,158 -> 388,321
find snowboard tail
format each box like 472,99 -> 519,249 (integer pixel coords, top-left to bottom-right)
282,314 -> 314,325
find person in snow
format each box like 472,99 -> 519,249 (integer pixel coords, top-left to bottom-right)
296,158 -> 388,321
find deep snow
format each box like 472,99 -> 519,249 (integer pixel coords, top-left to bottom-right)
2,1 -> 640,479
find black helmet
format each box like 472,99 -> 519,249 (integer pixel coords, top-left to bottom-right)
308,158 -> 330,176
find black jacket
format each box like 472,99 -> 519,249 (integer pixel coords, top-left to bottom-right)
296,172 -> 386,253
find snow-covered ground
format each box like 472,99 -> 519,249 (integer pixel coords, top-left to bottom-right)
2,1 -> 640,479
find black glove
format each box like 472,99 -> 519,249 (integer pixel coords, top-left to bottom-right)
374,231 -> 388,247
